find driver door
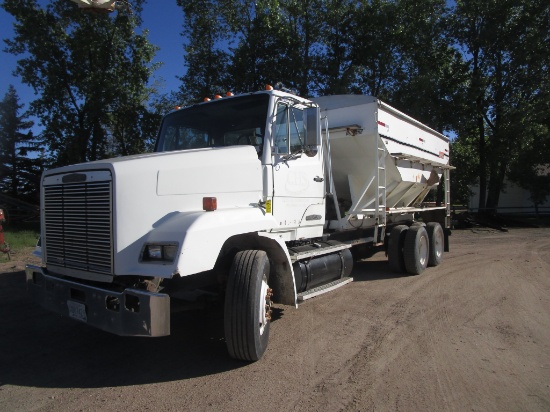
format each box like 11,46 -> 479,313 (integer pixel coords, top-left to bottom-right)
270,102 -> 325,236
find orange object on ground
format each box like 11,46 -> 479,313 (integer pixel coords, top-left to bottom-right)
0,209 -> 11,259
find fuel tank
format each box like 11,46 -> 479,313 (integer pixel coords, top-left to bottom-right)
290,241 -> 353,293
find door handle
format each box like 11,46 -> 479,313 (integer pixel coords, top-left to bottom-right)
314,176 -> 324,182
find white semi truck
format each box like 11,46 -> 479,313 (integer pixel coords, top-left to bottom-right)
26,86 -> 453,361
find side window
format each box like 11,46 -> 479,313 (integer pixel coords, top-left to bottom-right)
289,107 -> 304,153
273,103 -> 305,155
274,104 -> 289,154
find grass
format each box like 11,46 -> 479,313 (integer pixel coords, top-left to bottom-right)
0,222 -> 40,262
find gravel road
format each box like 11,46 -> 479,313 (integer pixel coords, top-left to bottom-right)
1,228 -> 549,411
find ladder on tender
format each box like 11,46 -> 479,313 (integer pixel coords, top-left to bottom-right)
444,168 -> 451,229
373,135 -> 387,244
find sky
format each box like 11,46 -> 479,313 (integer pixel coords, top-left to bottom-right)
0,1 -> 184,118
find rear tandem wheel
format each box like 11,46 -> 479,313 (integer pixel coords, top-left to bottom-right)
388,225 -> 409,273
426,222 -> 444,267
403,225 -> 430,275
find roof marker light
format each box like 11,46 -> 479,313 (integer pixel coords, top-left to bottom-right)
226,91 -> 234,96
214,94 -> 222,99
265,84 -> 273,91
203,97 -> 211,102
203,197 -> 217,211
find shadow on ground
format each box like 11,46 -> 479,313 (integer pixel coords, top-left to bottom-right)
0,270 -> 258,389
0,255 -> 403,389
351,259 -> 407,282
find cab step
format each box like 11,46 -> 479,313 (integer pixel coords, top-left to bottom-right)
297,277 -> 353,302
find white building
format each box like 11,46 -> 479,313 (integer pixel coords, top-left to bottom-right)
469,165 -> 550,215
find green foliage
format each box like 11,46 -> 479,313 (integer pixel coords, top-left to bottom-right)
178,0 -> 324,99
1,228 -> 39,251
0,85 -> 42,203
2,0 -> 161,166
450,135 -> 479,205
177,0 -> 550,211
2,0 -> 547,213
451,0 -> 550,212
176,0 -> 232,104
0,220 -> 39,261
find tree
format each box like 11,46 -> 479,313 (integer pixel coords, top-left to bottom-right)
315,0 -> 357,95
2,0 -> 161,166
0,85 -> 41,202
451,0 -> 550,214
389,0 -> 467,131
508,114 -> 550,216
227,0 -> 317,96
347,0 -> 402,98
177,0 -> 325,99
177,0 -> 550,219
449,134 -> 479,205
176,0 -> 232,104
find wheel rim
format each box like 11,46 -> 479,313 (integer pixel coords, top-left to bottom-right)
258,274 -> 272,336
419,234 -> 428,266
434,230 -> 443,258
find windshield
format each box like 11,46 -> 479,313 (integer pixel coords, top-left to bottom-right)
156,94 -> 270,153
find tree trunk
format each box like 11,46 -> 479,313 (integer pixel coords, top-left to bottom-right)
485,159 -> 507,215
477,113 -> 487,213
472,47 -> 487,214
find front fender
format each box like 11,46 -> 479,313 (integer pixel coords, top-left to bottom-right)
145,207 -> 278,277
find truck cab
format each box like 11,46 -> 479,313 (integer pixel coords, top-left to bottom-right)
155,90 -> 326,240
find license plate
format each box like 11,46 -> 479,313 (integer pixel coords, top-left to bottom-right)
67,300 -> 87,322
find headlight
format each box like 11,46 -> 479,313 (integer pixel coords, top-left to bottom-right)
140,243 -> 178,263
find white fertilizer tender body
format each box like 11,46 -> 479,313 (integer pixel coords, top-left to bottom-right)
313,95 -> 452,232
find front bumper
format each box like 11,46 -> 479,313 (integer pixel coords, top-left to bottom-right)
25,265 -> 170,337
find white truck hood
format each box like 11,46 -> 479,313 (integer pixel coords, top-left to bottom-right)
42,146 -> 269,278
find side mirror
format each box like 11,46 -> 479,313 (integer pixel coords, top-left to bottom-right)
304,107 -> 320,156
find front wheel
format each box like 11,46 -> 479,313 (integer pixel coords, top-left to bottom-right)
224,250 -> 273,361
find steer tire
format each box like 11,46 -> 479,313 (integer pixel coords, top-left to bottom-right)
403,225 -> 429,275
224,250 -> 272,361
388,225 -> 408,273
426,222 -> 444,267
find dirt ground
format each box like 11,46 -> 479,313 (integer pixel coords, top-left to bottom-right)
1,228 -> 549,412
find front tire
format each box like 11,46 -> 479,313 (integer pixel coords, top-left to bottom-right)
224,250 -> 273,361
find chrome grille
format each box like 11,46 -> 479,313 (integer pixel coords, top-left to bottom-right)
44,179 -> 113,275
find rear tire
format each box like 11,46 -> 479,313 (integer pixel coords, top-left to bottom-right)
224,250 -> 272,361
426,222 -> 444,267
388,225 -> 408,273
403,225 -> 429,275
